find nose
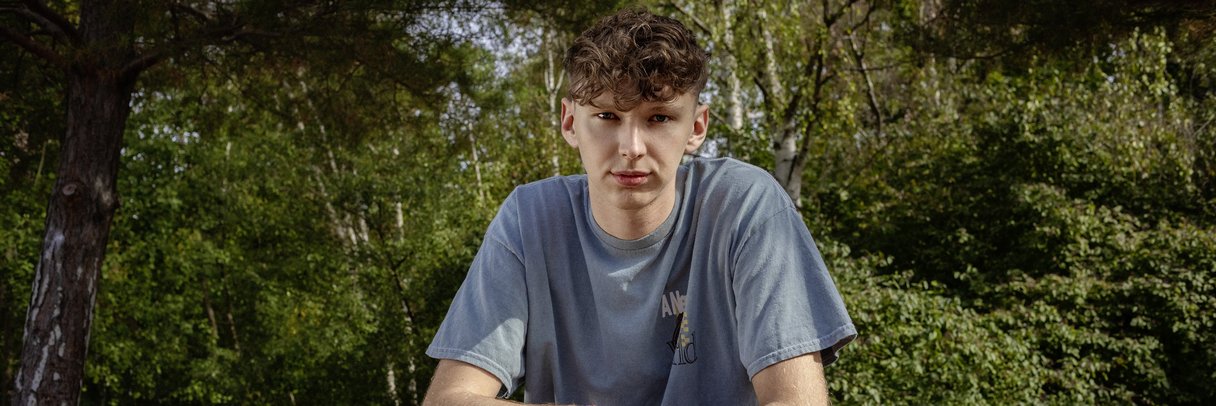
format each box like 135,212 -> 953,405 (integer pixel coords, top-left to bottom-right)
618,124 -> 645,159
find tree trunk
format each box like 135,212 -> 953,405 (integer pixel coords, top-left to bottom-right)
757,8 -> 804,205
773,125 -> 802,204
2,272 -> 10,400
226,302 -> 242,353
385,361 -> 404,406
12,67 -> 135,405
201,276 -> 220,341
8,0 -> 142,402
468,127 -> 486,206
543,27 -> 564,177
720,0 -> 744,156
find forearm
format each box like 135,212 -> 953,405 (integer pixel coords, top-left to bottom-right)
422,390 -> 581,406
421,390 -> 523,406
424,360 -> 583,406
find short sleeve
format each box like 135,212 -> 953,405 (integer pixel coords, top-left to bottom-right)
731,207 -> 856,378
426,195 -> 529,396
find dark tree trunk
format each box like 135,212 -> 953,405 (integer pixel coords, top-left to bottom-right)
12,2 -> 137,403
11,69 -> 134,405
2,274 -> 10,400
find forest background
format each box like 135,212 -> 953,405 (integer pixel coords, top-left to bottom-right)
2,0 -> 1214,404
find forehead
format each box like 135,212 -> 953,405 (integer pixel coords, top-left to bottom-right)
583,91 -> 698,112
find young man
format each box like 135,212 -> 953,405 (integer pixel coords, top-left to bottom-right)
423,9 -> 855,405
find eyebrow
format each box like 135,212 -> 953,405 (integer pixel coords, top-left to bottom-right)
646,104 -> 689,118
650,105 -> 681,114
584,97 -> 690,115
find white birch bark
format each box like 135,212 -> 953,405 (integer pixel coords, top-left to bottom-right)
544,27 -> 565,177
720,0 -> 745,150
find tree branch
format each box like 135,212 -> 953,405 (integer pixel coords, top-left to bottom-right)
754,70 -> 781,113
121,21 -> 281,82
665,1 -> 714,39
1,6 -> 66,44
840,62 -> 904,72
121,2 -> 254,80
847,32 -> 883,137
170,3 -> 214,23
119,50 -> 166,83
0,25 -> 67,68
850,0 -> 876,34
20,0 -> 78,45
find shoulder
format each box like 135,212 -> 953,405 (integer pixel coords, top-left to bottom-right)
505,174 -> 586,212
682,158 -> 792,212
490,175 -> 586,239
684,157 -> 771,180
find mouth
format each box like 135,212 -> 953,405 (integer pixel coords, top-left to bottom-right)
612,170 -> 649,187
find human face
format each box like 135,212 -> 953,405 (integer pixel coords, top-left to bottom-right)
561,91 -> 708,227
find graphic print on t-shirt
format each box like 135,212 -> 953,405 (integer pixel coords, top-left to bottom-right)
661,289 -> 697,365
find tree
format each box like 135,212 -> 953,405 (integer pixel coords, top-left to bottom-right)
0,0 -> 472,402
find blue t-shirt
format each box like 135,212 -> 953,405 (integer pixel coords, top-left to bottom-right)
427,158 -> 856,405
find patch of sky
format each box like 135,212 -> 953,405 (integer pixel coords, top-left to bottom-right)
407,2 -> 539,78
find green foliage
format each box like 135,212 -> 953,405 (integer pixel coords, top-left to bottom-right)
825,240 -> 1048,404
914,0 -> 1216,65
75,42 -> 497,400
815,28 -> 1215,404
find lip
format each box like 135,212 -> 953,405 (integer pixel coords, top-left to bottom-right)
612,170 -> 649,187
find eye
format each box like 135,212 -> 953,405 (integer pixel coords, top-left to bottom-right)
651,115 -> 671,123
596,112 -> 618,120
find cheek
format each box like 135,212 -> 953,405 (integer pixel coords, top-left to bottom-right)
576,142 -> 610,166
579,131 -> 616,152
660,131 -> 693,151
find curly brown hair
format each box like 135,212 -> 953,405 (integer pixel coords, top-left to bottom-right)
563,8 -> 709,111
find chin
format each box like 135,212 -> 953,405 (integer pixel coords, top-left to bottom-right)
611,192 -> 659,210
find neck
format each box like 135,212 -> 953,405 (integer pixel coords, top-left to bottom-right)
589,190 -> 676,241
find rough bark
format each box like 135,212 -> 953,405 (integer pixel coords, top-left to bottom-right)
12,54 -> 136,406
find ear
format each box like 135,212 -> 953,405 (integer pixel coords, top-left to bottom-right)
560,97 -> 579,148
685,103 -> 709,153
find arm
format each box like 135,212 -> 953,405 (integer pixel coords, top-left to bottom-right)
751,351 -> 831,406
423,360 -> 582,406
422,360 -> 518,406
